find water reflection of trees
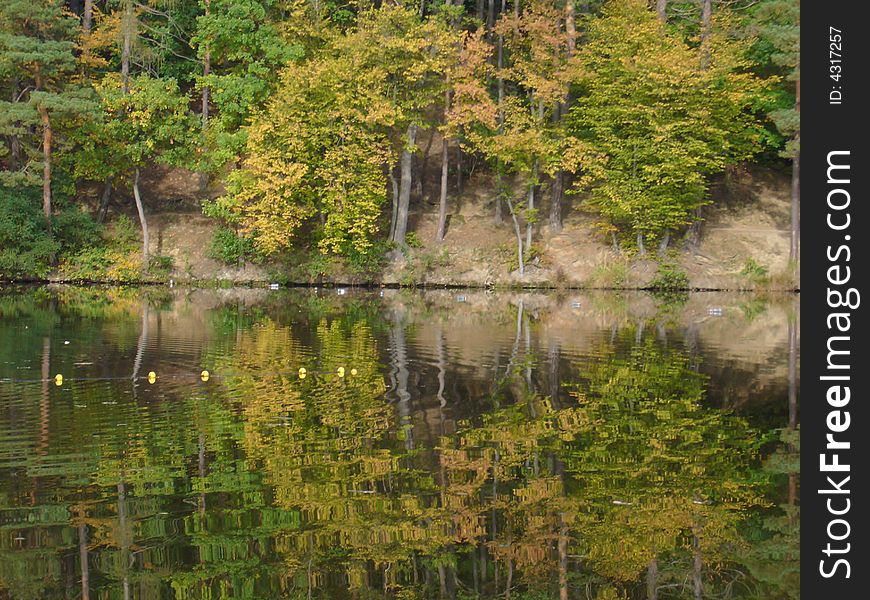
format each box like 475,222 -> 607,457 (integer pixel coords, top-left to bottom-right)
0,291 -> 798,599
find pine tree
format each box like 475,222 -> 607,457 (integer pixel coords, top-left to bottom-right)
0,0 -> 93,224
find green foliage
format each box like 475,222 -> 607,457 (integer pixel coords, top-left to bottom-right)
568,0 -> 767,240
404,232 -> 424,249
209,226 -> 259,265
0,188 -> 58,278
648,261 -> 690,291
58,215 -> 144,282
741,257 -> 769,283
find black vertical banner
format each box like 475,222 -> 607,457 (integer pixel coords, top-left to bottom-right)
803,1 -> 869,596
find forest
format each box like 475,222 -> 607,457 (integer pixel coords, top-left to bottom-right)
0,0 -> 799,283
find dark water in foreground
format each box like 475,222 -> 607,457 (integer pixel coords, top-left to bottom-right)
0,286 -> 799,600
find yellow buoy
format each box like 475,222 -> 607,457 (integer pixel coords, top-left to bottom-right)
147,371 -> 157,384
350,368 -> 358,376
298,367 -> 307,379
337,366 -> 345,378
200,370 -> 210,382
54,374 -> 63,386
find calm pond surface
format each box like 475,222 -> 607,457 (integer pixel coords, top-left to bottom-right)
0,286 -> 798,600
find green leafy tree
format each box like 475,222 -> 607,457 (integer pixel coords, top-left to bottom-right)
567,0 -> 766,250
95,74 -> 196,265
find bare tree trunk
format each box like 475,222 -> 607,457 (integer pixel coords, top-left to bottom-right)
389,167 -> 399,241
392,124 -> 418,247
132,168 -> 150,266
558,513 -> 569,600
788,313 -> 797,431
494,0 -> 507,224
437,128 -> 449,241
549,168 -> 563,234
658,230 -> 670,252
505,197 -> 524,275
39,106 -> 52,224
199,0 -> 211,192
525,171 -> 535,251
79,517 -> 90,600
456,145 -> 463,194
646,558 -> 658,600
122,0 -> 134,93
656,0 -> 667,24
83,0 -> 94,33
97,177 -> 113,223
566,0 -> 577,55
790,77 -> 800,268
700,0 -> 712,69
687,0 -> 713,247
692,534 -> 703,600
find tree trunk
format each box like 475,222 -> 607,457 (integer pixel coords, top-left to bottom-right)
788,313 -> 797,431
132,168 -> 150,266
437,128 -> 449,241
549,168 -> 563,234
39,105 -> 52,224
505,197 -> 524,275
487,0 -> 496,33
525,180 -> 534,253
656,0 -> 667,24
392,124 -> 418,247
692,535 -> 703,600
646,558 -> 658,600
637,231 -> 645,256
658,230 -> 670,253
389,167 -> 399,241
79,517 -> 90,600
558,513 -> 569,600
700,0 -> 712,69
495,0 -> 506,224
790,77 -> 800,267
83,0 -> 94,33
687,0 -> 713,245
122,0 -> 134,93
97,177 -> 113,223
456,145 -> 462,194
566,0 -> 577,55
199,0 -> 211,192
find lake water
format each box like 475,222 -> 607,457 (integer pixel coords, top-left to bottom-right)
0,286 -> 799,599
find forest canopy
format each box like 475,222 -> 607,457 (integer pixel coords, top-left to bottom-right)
0,0 -> 799,279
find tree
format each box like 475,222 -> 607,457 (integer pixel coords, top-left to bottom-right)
0,1 -> 93,224
567,0 -> 766,251
211,5 -> 453,259
96,74 -> 196,265
753,0 -> 799,268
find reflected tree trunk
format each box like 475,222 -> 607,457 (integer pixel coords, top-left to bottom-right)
132,301 -> 149,383
79,512 -> 90,600
558,512 -> 569,600
39,336 -> 50,455
692,533 -> 703,600
390,310 -> 413,449
787,308 -> 798,506
548,339 -> 561,410
118,481 -> 132,600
